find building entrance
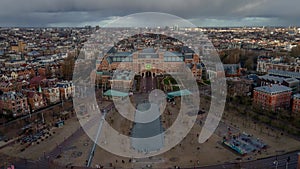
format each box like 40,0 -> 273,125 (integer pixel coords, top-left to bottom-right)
145,71 -> 152,77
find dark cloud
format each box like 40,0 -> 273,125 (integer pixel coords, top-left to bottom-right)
0,0 -> 299,27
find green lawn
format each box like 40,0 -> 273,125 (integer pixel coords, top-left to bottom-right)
163,77 -> 177,85
163,78 -> 170,85
169,77 -> 177,85
172,86 -> 180,91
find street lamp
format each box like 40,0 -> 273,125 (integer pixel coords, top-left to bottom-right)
273,154 -> 278,169
286,156 -> 290,169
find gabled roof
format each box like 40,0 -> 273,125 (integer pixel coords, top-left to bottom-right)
30,76 -> 46,85
27,51 -> 40,56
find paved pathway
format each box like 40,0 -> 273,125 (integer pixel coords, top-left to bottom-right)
11,100 -> 114,169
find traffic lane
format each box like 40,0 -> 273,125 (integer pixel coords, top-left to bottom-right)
180,152 -> 299,169
241,152 -> 298,169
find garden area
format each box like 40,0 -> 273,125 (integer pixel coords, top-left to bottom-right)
162,76 -> 180,92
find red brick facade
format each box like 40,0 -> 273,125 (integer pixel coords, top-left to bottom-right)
253,86 -> 292,112
0,92 -> 30,117
292,94 -> 300,116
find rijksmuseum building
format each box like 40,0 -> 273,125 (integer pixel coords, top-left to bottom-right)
96,33 -> 204,89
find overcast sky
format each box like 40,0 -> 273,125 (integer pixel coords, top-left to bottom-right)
0,0 -> 299,27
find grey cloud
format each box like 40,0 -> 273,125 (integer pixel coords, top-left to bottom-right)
0,0 -> 299,27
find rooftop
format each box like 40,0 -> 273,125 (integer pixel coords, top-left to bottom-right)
141,48 -> 156,53
111,70 -> 135,81
167,89 -> 192,97
0,91 -> 25,100
284,78 -> 299,83
103,89 -> 128,97
254,84 -> 292,94
259,75 -> 285,83
268,69 -> 300,79
293,93 -> 300,99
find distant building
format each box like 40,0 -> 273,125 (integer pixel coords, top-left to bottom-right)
37,67 -> 46,76
247,74 -> 259,86
56,81 -> 74,100
283,78 -> 300,93
110,70 -> 135,90
0,82 -> 14,92
227,78 -> 253,97
4,59 -> 26,67
223,64 -> 243,77
43,87 -> 60,104
97,46 -> 202,83
258,75 -> 300,93
16,69 -> 35,80
258,75 -> 284,86
0,91 -> 30,117
0,81 -> 29,92
26,91 -> 47,111
205,63 -> 225,80
253,84 -> 292,111
268,69 -> 300,79
256,56 -> 300,73
292,94 -> 300,116
29,76 -> 47,89
27,50 -> 40,58
10,41 -> 26,53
